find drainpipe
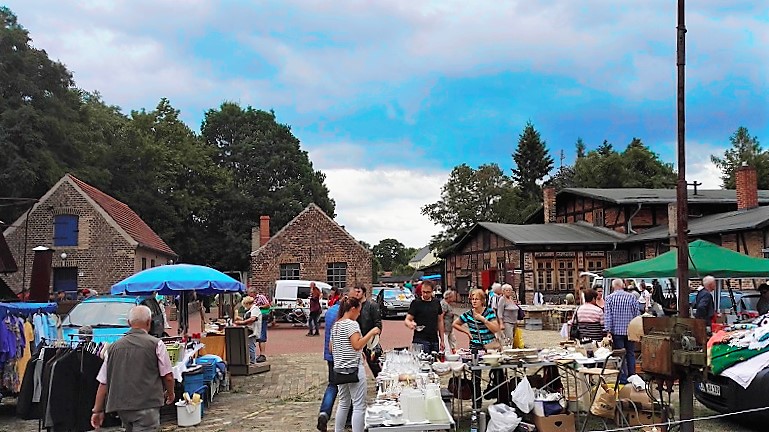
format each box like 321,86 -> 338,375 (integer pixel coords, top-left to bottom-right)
627,203 -> 642,234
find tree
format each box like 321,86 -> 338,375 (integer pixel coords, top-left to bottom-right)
711,127 -> 769,189
373,239 -> 409,272
572,138 -> 676,188
511,121 -> 554,201
422,163 -> 532,250
0,7 -> 97,223
201,102 -> 335,270
576,138 -> 586,159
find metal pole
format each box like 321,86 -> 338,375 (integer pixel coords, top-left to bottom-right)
675,1 -> 694,431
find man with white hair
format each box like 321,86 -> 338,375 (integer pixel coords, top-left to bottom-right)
604,278 -> 639,384
91,305 -> 175,431
488,282 -> 502,309
694,275 -> 717,326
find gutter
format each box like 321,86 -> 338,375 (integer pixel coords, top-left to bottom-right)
627,203 -> 643,234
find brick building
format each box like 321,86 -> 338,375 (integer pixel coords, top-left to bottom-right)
249,204 -> 373,293
441,165 -> 769,302
0,174 -> 177,294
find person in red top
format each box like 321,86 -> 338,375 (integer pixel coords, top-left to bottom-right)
328,286 -> 341,307
308,283 -> 322,336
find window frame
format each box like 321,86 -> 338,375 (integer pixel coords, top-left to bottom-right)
53,214 -> 79,247
279,263 -> 301,280
326,262 -> 347,289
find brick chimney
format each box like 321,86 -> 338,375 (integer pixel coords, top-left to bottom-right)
251,226 -> 261,252
543,187 -> 556,223
259,216 -> 271,246
736,163 -> 758,210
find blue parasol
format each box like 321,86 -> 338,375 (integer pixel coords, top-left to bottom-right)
111,264 -> 245,296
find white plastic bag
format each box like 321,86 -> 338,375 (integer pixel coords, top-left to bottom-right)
511,376 -> 535,413
486,403 -> 522,432
560,323 -> 570,339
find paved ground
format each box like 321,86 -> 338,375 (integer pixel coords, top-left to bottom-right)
0,321 -> 761,431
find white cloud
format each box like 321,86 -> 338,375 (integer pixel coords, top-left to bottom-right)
686,141 -> 728,189
320,168 -> 448,248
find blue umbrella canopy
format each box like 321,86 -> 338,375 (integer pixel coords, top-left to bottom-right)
111,264 -> 245,295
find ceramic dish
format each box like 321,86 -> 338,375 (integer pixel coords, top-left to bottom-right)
482,354 -> 502,366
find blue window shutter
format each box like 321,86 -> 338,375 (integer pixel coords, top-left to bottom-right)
53,215 -> 79,246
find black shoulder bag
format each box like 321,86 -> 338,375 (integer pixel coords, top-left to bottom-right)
331,321 -> 360,384
569,306 -> 581,340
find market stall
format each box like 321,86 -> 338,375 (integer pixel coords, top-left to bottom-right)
111,264 -> 244,421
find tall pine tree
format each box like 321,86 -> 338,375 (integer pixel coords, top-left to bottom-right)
511,121 -> 554,201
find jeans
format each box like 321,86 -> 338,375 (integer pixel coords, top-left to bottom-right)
335,364 -> 366,432
413,338 -> 440,354
611,334 -> 636,384
247,336 -> 257,364
319,361 -> 338,417
309,312 -> 321,334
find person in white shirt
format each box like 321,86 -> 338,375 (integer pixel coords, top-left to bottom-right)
638,282 -> 651,313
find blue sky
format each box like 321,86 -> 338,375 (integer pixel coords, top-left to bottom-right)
7,1 -> 768,248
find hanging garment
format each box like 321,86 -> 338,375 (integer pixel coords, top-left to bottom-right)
17,321 -> 34,386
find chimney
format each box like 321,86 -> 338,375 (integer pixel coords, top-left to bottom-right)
251,226 -> 260,252
28,246 -> 53,302
259,216 -> 270,246
543,187 -> 556,223
736,163 -> 758,210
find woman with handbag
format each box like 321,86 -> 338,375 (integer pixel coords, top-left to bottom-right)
330,296 -> 380,432
569,289 -> 605,342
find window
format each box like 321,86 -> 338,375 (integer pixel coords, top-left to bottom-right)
593,209 -> 604,227
557,260 -> 575,292
482,231 -> 490,251
279,263 -> 300,280
327,262 -> 347,289
587,259 -> 605,273
142,258 -> 147,270
535,260 -> 555,291
53,267 -> 78,292
150,259 -> 156,268
53,214 -> 79,246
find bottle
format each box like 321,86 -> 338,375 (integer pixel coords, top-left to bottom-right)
470,411 -> 479,432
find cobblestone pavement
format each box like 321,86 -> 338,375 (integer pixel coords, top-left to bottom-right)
0,329 -> 760,431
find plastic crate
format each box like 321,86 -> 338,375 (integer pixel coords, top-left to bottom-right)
166,344 -> 181,364
182,368 -> 205,396
195,357 -> 219,382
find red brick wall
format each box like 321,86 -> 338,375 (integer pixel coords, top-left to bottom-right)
249,205 -> 372,294
0,180 -> 147,293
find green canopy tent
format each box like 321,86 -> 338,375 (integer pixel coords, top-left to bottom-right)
604,239 -> 769,279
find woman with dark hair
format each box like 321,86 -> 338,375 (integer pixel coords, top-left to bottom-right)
308,283 -> 322,336
331,296 -> 380,432
569,289 -> 605,341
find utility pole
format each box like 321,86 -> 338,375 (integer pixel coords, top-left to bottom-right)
675,1 -> 694,431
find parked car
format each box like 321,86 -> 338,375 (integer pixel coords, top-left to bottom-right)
371,285 -> 388,299
270,280 -> 332,323
376,286 -> 415,318
695,369 -> 769,425
688,290 -> 745,316
61,295 -> 166,343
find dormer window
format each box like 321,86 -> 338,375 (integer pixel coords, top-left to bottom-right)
53,215 -> 79,246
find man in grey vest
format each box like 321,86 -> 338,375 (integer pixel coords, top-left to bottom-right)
91,305 -> 175,431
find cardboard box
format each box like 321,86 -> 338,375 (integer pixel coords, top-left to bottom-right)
616,409 -> 665,429
617,386 -> 654,410
532,412 -> 575,432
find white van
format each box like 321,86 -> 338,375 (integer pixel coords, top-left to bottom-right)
271,280 -> 332,322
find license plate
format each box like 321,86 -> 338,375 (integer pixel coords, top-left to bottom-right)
699,382 -> 721,396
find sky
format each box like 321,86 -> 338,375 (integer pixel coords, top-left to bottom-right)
6,1 -> 768,248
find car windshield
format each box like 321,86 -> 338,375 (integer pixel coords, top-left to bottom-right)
63,302 -> 133,327
741,295 -> 760,311
384,289 -> 413,300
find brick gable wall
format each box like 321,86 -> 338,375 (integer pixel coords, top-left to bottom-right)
1,181 -> 143,293
249,206 -> 372,293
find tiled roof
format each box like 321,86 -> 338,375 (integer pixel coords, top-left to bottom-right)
561,188 -> 769,205
68,175 -> 176,256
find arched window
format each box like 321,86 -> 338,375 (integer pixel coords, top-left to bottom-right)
53,214 -> 79,246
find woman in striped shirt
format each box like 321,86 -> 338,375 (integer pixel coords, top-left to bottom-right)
570,288 -> 605,342
330,296 -> 380,432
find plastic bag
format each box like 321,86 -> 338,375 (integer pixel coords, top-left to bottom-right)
511,376 -> 535,413
486,403 -> 521,432
560,323 -> 570,339
513,327 -> 525,349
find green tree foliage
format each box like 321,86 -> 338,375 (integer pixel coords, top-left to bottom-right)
572,138 -> 676,188
576,138 -> 586,159
0,7 -> 95,223
372,238 -> 409,272
711,127 -> 769,189
201,102 -> 335,270
512,121 -> 554,201
422,163 -> 534,250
